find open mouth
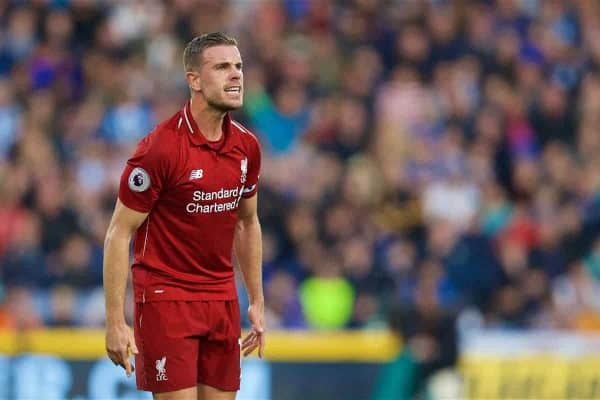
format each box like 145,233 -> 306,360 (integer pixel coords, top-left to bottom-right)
224,86 -> 241,94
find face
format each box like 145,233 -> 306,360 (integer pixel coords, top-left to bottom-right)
187,45 -> 243,112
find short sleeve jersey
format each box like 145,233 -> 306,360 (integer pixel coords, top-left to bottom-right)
118,101 -> 261,302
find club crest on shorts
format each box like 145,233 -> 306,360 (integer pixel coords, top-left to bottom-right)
128,167 -> 150,192
155,356 -> 168,381
240,157 -> 248,183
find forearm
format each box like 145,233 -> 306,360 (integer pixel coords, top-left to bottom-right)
234,215 -> 263,304
103,228 -> 132,325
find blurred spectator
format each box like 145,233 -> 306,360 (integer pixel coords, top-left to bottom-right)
99,89 -> 155,146
0,165 -> 29,259
585,238 -> 600,279
422,174 -> 479,229
0,7 -> 37,74
1,211 -> 48,287
47,285 -> 78,326
0,80 -> 21,157
246,82 -> 310,154
35,178 -> 79,254
264,270 -> 305,329
299,255 -> 354,330
372,297 -> 458,400
378,237 -> 417,301
0,287 -> 42,331
553,261 -> 600,330
47,233 -> 101,288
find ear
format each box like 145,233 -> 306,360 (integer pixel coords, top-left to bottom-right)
185,71 -> 202,92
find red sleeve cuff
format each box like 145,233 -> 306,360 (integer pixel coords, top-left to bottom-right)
118,193 -> 153,213
241,183 -> 258,198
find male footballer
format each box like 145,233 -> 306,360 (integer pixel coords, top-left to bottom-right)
103,32 -> 264,400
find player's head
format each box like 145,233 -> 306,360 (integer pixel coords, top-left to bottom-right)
183,32 -> 243,112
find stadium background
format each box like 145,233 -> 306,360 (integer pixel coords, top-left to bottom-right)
1,0 -> 600,399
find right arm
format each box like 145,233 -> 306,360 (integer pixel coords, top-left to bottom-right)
103,199 -> 148,377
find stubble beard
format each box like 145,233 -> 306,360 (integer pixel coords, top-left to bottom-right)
206,95 -> 242,113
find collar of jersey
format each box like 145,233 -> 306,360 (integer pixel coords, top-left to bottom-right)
181,100 -> 237,153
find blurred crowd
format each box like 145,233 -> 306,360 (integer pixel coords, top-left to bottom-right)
0,0 -> 599,333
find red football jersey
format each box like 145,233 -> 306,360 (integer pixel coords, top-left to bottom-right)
118,101 -> 261,302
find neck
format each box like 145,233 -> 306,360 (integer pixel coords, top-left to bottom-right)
189,96 -> 225,141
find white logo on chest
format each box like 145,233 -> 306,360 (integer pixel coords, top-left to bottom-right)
189,169 -> 203,180
240,157 -> 247,183
155,356 -> 168,381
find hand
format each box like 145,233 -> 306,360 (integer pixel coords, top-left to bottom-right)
106,322 -> 138,376
241,301 -> 265,358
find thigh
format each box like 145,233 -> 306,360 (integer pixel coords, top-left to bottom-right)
135,301 -> 201,394
197,383 -> 236,400
197,300 -> 241,392
153,386 -> 197,400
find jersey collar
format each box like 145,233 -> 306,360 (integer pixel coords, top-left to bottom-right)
180,100 -> 238,153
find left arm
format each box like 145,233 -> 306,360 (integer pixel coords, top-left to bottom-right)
235,194 -> 265,357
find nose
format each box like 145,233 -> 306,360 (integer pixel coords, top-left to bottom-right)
230,69 -> 241,81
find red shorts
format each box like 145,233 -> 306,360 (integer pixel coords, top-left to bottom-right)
133,299 -> 241,393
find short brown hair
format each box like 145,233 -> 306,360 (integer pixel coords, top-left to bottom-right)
183,32 -> 238,71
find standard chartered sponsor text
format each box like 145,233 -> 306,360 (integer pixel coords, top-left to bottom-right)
186,187 -> 242,214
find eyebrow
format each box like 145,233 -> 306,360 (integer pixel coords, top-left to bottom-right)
213,61 -> 243,68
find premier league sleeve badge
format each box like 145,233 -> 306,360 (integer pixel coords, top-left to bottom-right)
128,167 -> 151,192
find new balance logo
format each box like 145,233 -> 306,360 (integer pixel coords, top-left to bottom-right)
189,169 -> 203,180
156,356 -> 168,381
